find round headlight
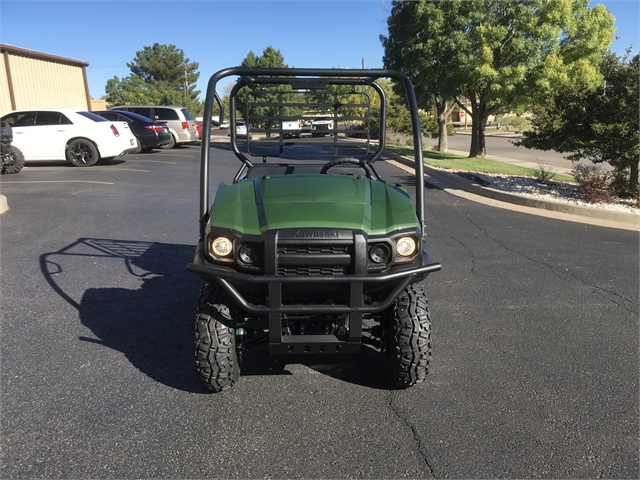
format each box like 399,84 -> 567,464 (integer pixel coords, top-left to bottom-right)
396,237 -> 416,257
211,237 -> 233,257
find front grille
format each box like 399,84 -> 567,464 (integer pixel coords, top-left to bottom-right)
275,231 -> 354,277
278,245 -> 349,255
278,266 -> 348,276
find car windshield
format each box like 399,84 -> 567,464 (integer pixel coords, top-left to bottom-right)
77,111 -> 107,122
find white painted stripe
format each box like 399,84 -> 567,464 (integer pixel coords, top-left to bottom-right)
0,180 -> 115,185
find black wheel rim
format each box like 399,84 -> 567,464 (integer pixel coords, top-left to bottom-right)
71,143 -> 93,164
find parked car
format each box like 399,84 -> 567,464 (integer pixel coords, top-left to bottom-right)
108,105 -> 198,148
227,121 -> 252,139
0,108 -> 137,167
195,117 -> 229,138
94,110 -> 171,153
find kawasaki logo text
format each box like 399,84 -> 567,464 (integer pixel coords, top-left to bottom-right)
293,230 -> 340,239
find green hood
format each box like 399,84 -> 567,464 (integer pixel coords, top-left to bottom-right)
209,175 -> 419,236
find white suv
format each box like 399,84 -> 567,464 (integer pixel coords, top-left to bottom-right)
109,105 -> 198,148
227,121 -> 252,139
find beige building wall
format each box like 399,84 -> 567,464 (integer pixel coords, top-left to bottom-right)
1,44 -> 91,114
0,54 -> 12,114
90,98 -> 109,111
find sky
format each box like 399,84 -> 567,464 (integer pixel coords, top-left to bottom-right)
1,0 -> 638,103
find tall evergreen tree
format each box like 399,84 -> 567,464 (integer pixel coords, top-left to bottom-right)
105,43 -> 202,115
235,46 -> 302,131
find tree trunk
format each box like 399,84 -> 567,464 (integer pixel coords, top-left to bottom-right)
630,160 -> 639,199
469,104 -> 488,158
435,96 -> 455,152
437,113 -> 448,152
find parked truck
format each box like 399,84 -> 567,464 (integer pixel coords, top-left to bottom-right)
311,115 -> 335,137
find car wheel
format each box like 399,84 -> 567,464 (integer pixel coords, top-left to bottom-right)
65,139 -> 99,167
381,283 -> 432,388
1,146 -> 25,174
194,283 -> 241,393
160,134 -> 176,149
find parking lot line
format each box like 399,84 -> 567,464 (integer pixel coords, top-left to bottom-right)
0,180 -> 115,185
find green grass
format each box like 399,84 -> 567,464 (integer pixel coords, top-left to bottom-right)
386,145 -> 575,183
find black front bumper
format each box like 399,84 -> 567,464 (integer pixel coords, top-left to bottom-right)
188,240 -> 440,354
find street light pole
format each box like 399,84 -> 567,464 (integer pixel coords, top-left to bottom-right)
180,62 -> 189,98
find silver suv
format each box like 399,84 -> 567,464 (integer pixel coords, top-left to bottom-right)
108,105 -> 198,148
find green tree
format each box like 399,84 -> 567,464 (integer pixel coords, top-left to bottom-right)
105,43 -> 203,116
518,51 -> 639,198
233,46 -> 302,132
105,75 -> 161,106
381,1 -> 459,151
241,45 -> 287,70
356,78 -> 413,140
380,0 -> 615,158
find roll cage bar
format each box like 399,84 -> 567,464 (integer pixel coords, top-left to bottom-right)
199,67 -> 426,235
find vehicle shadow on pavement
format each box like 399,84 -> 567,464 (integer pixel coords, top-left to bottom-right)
40,238 -> 399,393
390,172 -> 440,192
40,238 -> 203,393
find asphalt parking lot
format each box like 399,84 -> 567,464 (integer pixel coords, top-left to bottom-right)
1,143 -> 638,478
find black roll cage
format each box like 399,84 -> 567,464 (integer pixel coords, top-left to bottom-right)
199,67 -> 426,235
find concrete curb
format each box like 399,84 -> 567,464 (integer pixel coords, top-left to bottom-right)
384,150 -> 639,227
0,195 -> 8,214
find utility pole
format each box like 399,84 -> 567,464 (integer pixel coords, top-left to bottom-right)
180,62 -> 189,98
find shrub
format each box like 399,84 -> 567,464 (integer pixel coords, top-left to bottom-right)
608,167 -> 640,201
385,129 -> 413,146
420,112 -> 455,138
385,129 -> 432,149
571,164 -> 611,204
533,162 -> 557,184
509,116 -> 530,133
495,115 -> 530,133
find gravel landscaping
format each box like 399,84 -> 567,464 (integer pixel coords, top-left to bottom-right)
454,170 -> 639,215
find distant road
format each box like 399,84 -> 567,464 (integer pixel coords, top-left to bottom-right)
443,131 -> 577,172
211,128 -> 595,174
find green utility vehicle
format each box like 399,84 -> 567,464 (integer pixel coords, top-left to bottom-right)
188,68 -> 441,392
